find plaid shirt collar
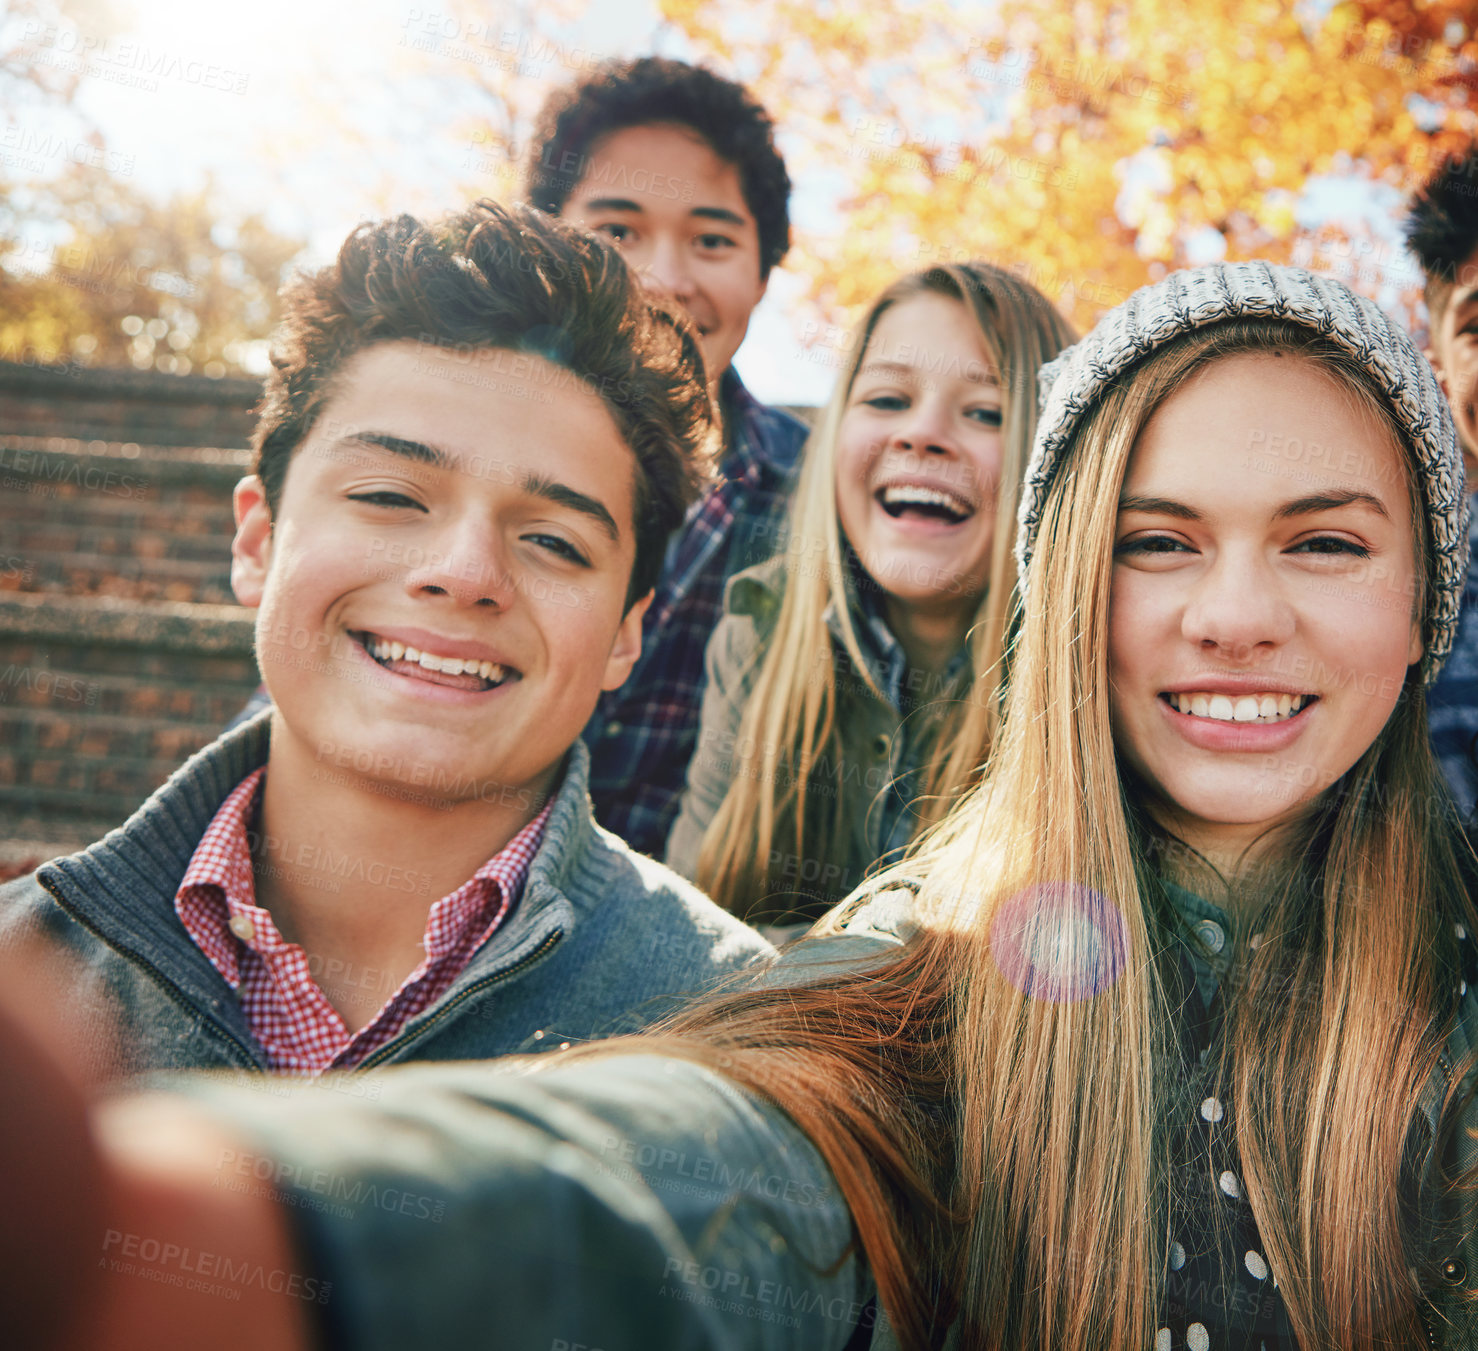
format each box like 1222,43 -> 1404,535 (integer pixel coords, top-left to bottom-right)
175,768 -> 549,985
719,367 -> 783,481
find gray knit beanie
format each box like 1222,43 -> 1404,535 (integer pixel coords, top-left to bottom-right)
1016,261 -> 1467,679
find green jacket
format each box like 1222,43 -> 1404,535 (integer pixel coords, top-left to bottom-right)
170,886 -> 1478,1349
665,555 -> 966,923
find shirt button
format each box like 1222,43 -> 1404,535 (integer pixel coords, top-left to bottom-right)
872,733 -> 891,757
604,720 -> 624,737
228,914 -> 256,943
1194,918 -> 1225,955
1443,1257 -> 1467,1285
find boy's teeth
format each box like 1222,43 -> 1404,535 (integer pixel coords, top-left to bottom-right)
366,636 -> 507,684
1171,691 -> 1309,722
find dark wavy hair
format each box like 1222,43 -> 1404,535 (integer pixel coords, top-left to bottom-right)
523,56 -> 791,278
1405,147 -> 1478,326
252,199 -> 717,607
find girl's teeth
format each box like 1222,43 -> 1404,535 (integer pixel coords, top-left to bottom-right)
389,641 -> 405,661
1171,691 -> 1310,722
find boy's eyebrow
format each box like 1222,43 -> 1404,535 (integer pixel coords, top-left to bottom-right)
580,196 -> 644,214
1273,489 -> 1390,521
1449,285 -> 1478,321
345,432 -> 451,469
333,438 -> 620,538
581,198 -> 750,230
691,205 -> 748,227
521,472 -> 620,541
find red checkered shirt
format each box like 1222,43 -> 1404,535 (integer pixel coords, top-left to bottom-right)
174,768 -> 551,1075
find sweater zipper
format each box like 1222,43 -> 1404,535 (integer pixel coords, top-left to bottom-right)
356,927 -> 565,1069
40,877 -> 265,1069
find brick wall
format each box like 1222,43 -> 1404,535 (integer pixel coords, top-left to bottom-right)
0,594 -> 258,855
0,360 -> 263,867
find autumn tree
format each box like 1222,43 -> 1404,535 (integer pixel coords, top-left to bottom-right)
0,0 -> 303,375
0,162 -> 303,375
661,0 -> 1477,332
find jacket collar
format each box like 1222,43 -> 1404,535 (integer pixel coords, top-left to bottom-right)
37,712 -> 597,1041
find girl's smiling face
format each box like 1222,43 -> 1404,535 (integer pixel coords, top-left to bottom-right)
1108,352 -> 1424,860
834,293 -> 1006,624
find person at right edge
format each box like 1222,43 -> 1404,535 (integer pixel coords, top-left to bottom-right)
1406,149 -> 1478,817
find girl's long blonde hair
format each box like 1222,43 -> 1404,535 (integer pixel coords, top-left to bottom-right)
696,264 -> 1075,922
653,317 -> 1478,1349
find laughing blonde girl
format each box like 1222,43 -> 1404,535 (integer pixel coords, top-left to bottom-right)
666,263 -> 1074,924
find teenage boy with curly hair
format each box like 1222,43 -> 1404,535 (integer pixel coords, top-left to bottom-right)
0,201 -> 772,1076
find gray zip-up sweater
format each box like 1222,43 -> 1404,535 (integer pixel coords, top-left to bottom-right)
0,712 -> 773,1078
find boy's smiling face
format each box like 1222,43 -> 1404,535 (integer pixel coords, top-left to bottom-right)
562,122 -> 767,384
231,341 -> 648,809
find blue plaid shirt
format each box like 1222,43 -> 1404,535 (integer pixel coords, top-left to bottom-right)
582,368 -> 808,856
1431,499 -> 1478,820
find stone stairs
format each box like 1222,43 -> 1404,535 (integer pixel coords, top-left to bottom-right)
0,360 -> 264,868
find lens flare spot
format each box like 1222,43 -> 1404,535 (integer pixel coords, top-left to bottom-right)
989,882 -> 1127,1003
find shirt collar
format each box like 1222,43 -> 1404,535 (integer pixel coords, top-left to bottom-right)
174,767 -> 266,988
720,366 -> 793,479
175,768 -> 554,985
421,799 -> 552,960
822,547 -> 970,709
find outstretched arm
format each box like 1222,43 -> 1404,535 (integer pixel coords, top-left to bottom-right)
0,1001 -> 312,1351
4,995 -> 866,1351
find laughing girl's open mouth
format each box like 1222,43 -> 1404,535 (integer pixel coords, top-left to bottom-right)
875,482 -> 976,524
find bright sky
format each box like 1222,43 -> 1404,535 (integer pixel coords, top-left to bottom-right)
32,0 -> 835,400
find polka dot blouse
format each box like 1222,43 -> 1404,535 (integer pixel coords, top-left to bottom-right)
1156,887 -> 1475,1350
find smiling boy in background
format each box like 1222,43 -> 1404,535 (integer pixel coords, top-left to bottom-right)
0,201 -> 772,1076
525,57 -> 810,857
